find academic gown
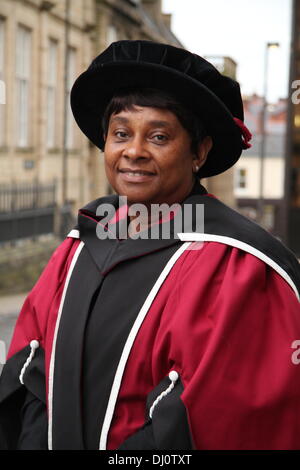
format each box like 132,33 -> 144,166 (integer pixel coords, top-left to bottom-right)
1,181 -> 300,450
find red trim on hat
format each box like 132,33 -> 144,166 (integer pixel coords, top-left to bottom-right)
233,117 -> 252,149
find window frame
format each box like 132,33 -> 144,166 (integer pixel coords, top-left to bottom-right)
47,38 -> 58,149
16,24 -> 32,148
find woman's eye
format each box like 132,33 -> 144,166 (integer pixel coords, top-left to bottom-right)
152,134 -> 168,142
115,131 -> 128,138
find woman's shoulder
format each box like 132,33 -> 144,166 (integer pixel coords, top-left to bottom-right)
179,193 -> 300,299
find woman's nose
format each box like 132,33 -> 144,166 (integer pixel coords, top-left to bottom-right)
123,136 -> 150,160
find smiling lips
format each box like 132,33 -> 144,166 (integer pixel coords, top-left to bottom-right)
119,168 -> 155,175
118,168 -> 156,182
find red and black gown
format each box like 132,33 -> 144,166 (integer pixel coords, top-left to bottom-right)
1,181 -> 300,450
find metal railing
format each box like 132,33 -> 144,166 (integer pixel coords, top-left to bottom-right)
0,181 -> 56,213
0,182 -> 57,243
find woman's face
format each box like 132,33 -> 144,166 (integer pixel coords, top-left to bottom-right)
104,106 -> 211,207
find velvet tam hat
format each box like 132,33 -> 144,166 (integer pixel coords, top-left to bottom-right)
70,40 -> 251,178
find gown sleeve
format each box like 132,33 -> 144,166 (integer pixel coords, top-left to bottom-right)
17,390 -> 48,450
0,237 -> 80,450
176,245 -> 300,449
114,243 -> 300,450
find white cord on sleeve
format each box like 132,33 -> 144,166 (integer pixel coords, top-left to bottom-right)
149,370 -> 179,419
19,340 -> 40,385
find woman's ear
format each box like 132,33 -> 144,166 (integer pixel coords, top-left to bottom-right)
193,136 -> 213,172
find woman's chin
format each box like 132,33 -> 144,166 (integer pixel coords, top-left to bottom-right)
115,187 -> 159,206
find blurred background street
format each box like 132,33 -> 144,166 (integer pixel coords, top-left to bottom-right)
0,292 -> 26,373
0,0 -> 300,364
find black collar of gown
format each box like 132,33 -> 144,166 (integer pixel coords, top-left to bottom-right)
76,180 -> 208,275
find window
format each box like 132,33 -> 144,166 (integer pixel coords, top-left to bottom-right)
16,25 -> 31,147
0,18 -> 5,145
236,168 -> 247,189
47,39 -> 58,148
66,47 -> 76,149
24,159 -> 35,170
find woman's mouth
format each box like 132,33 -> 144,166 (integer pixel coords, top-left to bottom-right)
118,168 -> 156,182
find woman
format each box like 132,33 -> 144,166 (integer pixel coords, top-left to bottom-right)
1,40 -> 300,450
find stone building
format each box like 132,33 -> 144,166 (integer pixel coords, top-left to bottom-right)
0,0 -> 182,216
0,0 -> 97,213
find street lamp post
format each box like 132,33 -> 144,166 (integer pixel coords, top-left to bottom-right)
257,42 -> 280,226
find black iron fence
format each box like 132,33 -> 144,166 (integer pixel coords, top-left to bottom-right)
0,182 -> 57,243
0,181 -> 56,213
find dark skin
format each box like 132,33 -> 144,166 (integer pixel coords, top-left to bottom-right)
103,106 -> 212,233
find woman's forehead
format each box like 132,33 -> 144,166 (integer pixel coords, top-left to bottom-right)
109,106 -> 182,127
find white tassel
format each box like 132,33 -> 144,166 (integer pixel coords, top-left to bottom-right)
19,340 -> 39,385
149,370 -> 179,419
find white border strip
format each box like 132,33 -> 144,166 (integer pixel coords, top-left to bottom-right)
67,229 -> 80,239
178,233 -> 300,301
48,241 -> 85,450
99,241 -> 192,450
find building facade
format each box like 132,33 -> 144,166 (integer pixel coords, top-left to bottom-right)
0,0 -> 182,217
0,0 -> 97,214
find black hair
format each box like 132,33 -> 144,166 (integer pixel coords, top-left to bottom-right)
102,88 -> 207,154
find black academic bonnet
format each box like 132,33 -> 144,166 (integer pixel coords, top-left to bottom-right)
70,40 -> 251,178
